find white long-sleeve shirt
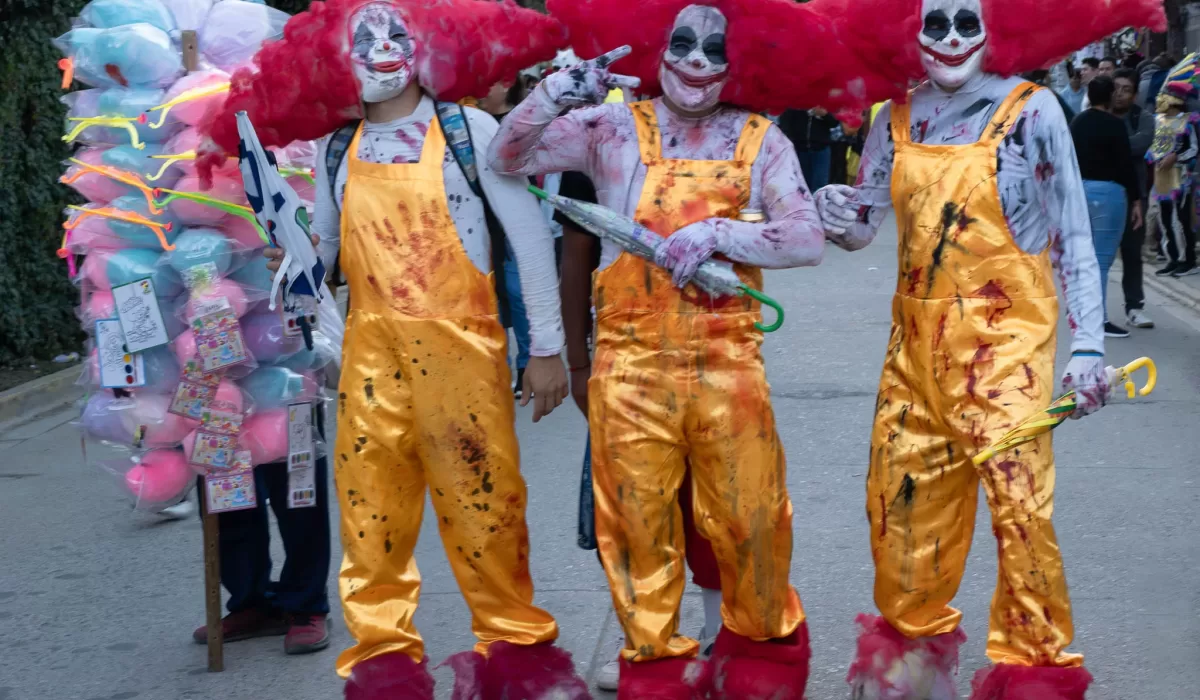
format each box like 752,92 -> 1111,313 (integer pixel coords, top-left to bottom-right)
838,74 -> 1104,355
488,88 -> 824,272
312,96 -> 564,357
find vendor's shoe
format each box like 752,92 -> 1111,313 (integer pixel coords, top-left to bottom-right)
192,607 -> 287,644
345,652 -> 436,700
284,613 -> 330,655
710,624 -> 811,700
969,664 -> 1092,700
846,614 -> 965,700
617,656 -> 710,700
443,641 -> 591,700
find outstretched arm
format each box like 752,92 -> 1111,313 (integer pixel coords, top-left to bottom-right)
815,101 -> 895,250
653,124 -> 824,284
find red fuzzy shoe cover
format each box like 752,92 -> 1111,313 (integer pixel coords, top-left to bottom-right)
710,623 -> 811,700
617,656 -> 711,700
845,613 -> 966,700
344,652 -> 436,700
969,663 -> 1093,700
479,641 -> 590,700
439,650 -> 487,700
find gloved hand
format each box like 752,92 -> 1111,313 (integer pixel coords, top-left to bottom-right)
815,184 -> 869,250
1061,353 -> 1109,419
654,218 -> 725,288
541,45 -> 641,108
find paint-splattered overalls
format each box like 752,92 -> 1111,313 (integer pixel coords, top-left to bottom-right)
590,101 -> 805,663
868,83 -> 1084,668
332,119 -> 558,677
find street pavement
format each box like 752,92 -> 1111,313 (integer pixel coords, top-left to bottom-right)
2,216 -> 1198,699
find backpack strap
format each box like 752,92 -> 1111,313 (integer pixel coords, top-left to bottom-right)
325,120 -> 361,211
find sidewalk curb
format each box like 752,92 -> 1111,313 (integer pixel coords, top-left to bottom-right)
1140,251 -> 1200,312
0,366 -> 83,435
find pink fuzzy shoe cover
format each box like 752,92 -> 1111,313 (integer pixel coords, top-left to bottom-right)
442,641 -> 591,700
345,652 -> 436,700
845,614 -> 966,700
617,656 -> 712,699
710,623 -> 812,700
969,663 -> 1093,700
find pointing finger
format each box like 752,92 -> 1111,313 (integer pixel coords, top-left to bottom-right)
605,74 -> 642,91
593,45 -> 632,69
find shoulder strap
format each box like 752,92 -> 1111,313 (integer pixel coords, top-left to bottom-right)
628,101 -> 661,165
733,113 -> 771,165
435,101 -> 484,198
326,120 -> 361,210
889,98 -> 911,145
980,82 -> 1040,149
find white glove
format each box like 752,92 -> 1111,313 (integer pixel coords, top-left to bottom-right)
541,46 -> 641,108
1061,354 -> 1109,419
815,184 -> 871,250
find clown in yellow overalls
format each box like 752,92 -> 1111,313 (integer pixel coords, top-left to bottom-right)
818,75 -> 1110,699
488,8 -> 832,693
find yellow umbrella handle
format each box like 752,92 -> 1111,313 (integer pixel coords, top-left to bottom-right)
1111,357 -> 1156,399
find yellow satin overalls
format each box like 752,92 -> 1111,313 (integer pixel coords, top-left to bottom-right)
590,101 -> 804,663
868,83 -> 1083,668
333,118 -> 558,677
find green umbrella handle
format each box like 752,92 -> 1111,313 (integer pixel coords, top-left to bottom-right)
739,285 -> 784,332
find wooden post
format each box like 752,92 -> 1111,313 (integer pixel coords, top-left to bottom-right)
203,510 -> 224,672
181,30 -> 199,73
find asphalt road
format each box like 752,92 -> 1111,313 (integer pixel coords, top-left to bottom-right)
2,217 -> 1198,699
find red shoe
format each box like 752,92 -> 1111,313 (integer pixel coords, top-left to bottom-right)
710,624 -> 811,700
846,613 -> 965,699
441,641 -> 590,700
192,607 -> 287,644
345,652 -> 436,700
284,613 -> 331,655
969,663 -> 1093,700
617,656 -> 711,699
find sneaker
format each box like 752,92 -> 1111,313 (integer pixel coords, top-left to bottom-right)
596,637 -> 624,691
156,496 -> 195,520
1156,262 -> 1181,276
1127,309 -> 1155,329
284,614 -> 331,655
1156,252 -> 1168,263
1172,263 -> 1199,277
192,608 -> 287,644
698,632 -> 717,660
1104,322 -> 1130,338
513,367 -> 525,401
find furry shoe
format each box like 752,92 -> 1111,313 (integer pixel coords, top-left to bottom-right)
617,656 -> 711,699
846,614 -> 966,700
969,663 -> 1093,700
442,641 -> 591,700
345,652 -> 436,700
709,623 -> 811,700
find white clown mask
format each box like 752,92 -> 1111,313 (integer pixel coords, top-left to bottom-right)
660,5 -> 729,114
918,0 -> 987,90
348,2 -> 416,104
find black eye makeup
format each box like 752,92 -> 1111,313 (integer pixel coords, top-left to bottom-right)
953,10 -> 981,37
922,10 -> 950,41
669,26 -> 698,58
702,33 -> 727,65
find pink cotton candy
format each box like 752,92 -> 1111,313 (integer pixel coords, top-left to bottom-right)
166,173 -> 246,225
161,69 -> 230,126
79,252 -> 112,289
222,215 -> 267,249
65,147 -> 129,204
84,290 -> 116,323
173,330 -> 197,366
125,449 -> 192,504
185,277 -> 250,319
240,409 -> 290,466
66,213 -> 126,254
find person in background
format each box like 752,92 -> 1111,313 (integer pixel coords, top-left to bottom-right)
1138,53 -> 1174,110
1150,81 -> 1200,277
1030,68 -> 1076,121
1070,76 -> 1143,338
479,79 -> 542,398
1059,63 -> 1087,115
778,106 -> 839,191
191,289 -> 344,657
1112,67 -> 1156,330
1098,55 -> 1118,78
1078,56 -> 1103,111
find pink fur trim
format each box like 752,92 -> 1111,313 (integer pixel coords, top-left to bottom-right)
618,656 -> 712,700
710,623 -> 811,700
439,650 -> 486,700
969,663 -> 1093,700
344,652 -> 436,700
481,641 -> 590,700
845,613 -> 967,696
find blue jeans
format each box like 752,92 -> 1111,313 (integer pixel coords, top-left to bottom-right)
503,242 -> 531,371
1083,180 -> 1128,322
197,457 -> 332,615
797,147 -> 832,192
577,437 -> 596,550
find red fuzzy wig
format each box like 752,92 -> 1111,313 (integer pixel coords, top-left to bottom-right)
198,0 -> 567,182
546,0 -> 911,122
820,0 -> 1166,90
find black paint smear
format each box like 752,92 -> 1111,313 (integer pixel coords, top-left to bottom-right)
364,379 -> 375,400
926,202 -> 973,295
481,471 -> 494,493
899,474 -> 916,506
384,539 -> 393,554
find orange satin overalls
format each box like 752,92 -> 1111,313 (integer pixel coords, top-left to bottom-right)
590,101 -> 804,663
868,83 -> 1083,667
333,118 -> 558,677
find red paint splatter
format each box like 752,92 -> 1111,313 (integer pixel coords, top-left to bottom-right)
1043,606 -> 1053,623
905,267 -> 923,295
974,280 -> 1013,328
933,311 -> 948,351
966,343 -> 995,398
879,493 -> 887,538
1014,523 -> 1030,544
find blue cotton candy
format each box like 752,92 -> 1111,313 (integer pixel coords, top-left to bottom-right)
105,195 -> 180,249
60,23 -> 183,89
106,248 -> 183,297
80,0 -> 177,32
165,228 -> 234,275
